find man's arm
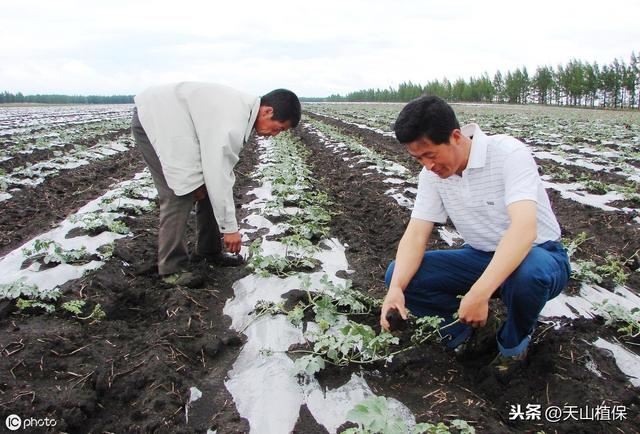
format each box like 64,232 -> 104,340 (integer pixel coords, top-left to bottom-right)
187,87 -> 251,252
458,200 -> 537,327
380,218 -> 433,330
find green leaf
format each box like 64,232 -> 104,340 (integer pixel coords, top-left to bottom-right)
294,354 -> 325,375
450,419 -> 476,434
62,299 -> 86,315
287,304 -> 305,326
16,298 -> 55,313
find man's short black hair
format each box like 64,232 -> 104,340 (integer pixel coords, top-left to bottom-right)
260,89 -> 301,127
394,96 -> 460,144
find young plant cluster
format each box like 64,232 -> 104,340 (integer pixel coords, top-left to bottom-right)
0,281 -> 105,323
562,232 -> 637,287
1,171 -> 156,318
592,300 -> 640,339
575,174 -> 640,205
2,115 -> 130,160
69,213 -> 131,235
0,136 -> 134,192
69,173 -> 157,236
0,278 -> 51,301
252,275 -> 450,376
572,253 -> 636,287
21,238 -> 90,266
343,395 -> 475,434
247,133 -> 332,276
542,164 -> 573,182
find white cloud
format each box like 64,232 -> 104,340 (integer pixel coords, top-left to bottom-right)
1,0 -> 639,96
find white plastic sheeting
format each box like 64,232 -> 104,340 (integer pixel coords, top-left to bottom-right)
223,137 -> 415,433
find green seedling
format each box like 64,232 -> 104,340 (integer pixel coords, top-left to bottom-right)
571,260 -> 603,284
596,252 -> 636,286
62,300 -> 106,322
592,300 -> 640,338
69,213 -> 131,234
22,238 -> 89,265
561,231 -> 590,258
342,395 -> 475,434
16,298 -> 55,313
0,279 -> 41,300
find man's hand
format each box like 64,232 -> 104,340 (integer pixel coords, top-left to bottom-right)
380,288 -> 408,331
457,290 -> 490,328
192,185 -> 207,201
223,232 -> 242,254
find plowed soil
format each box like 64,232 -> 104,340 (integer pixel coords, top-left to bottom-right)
0,113 -> 638,433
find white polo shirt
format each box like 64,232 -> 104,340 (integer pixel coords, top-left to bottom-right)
411,123 -> 561,252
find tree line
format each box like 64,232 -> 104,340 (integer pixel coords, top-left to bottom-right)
0,92 -> 134,104
326,52 -> 640,109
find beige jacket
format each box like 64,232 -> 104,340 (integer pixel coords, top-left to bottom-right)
134,82 -> 260,233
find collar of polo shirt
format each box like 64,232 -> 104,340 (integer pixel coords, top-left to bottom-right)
461,123 -> 489,171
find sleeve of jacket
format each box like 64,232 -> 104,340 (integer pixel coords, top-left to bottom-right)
187,89 -> 250,233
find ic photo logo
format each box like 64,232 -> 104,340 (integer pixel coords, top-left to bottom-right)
5,414 -> 57,430
5,414 -> 21,431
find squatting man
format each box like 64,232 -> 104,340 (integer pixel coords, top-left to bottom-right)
380,96 -> 571,372
132,82 -> 301,287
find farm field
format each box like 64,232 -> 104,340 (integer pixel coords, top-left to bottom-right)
0,102 -> 639,433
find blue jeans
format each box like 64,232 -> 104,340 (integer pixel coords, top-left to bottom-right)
385,241 -> 571,356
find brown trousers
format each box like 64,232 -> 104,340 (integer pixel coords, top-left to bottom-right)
131,108 -> 222,275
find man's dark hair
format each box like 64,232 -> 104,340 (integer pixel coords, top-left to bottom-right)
260,89 -> 302,127
394,95 -> 460,144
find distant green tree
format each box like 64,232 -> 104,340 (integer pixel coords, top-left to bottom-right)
622,56 -> 636,108
493,71 -> 505,103
567,59 -> 587,105
600,60 -> 624,108
631,52 -> 640,108
451,78 -> 467,102
476,73 -> 495,102
0,92 -> 134,104
398,81 -> 423,101
423,79 -> 450,99
532,66 -> 554,104
520,67 -> 530,103
504,69 -> 528,103
584,62 -> 600,107
318,51 -> 638,109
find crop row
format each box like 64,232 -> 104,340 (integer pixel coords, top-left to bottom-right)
224,133 -> 479,433
301,115 -> 639,309
308,103 -> 640,152
305,110 -> 640,244
1,117 -> 131,166
0,136 -> 135,202
0,104 -> 133,136
303,117 -> 463,249
307,103 -> 640,185
293,116 -> 640,428
0,170 -> 156,310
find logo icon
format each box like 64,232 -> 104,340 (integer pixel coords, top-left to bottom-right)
5,414 -> 22,431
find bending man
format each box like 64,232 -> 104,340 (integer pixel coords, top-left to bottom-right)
132,82 -> 301,287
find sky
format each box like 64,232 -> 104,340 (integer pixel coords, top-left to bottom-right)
1,0 -> 639,98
